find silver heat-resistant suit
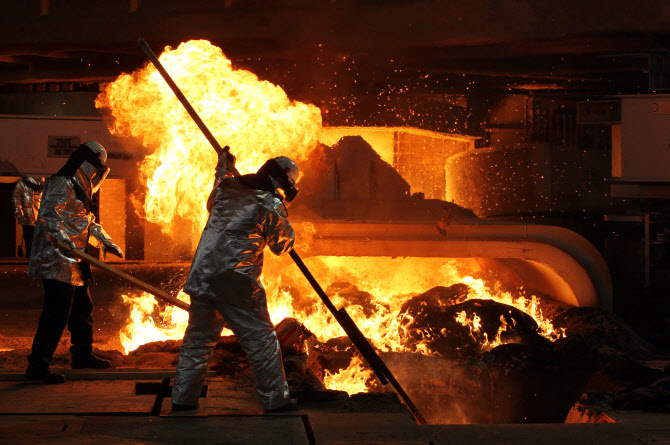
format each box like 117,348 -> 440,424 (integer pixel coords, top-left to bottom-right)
27,142 -> 122,374
12,176 -> 43,258
172,158 -> 295,410
29,167 -> 120,284
12,177 -> 42,226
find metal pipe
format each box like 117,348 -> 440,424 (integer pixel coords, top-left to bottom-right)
298,220 -> 613,311
56,240 -> 189,311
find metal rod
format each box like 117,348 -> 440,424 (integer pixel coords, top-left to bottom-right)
290,250 -> 427,425
289,250 -> 387,383
56,240 -> 189,311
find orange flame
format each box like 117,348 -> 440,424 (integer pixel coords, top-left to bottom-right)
97,40 -> 564,396
459,276 -> 564,341
96,39 -> 322,235
323,355 -> 374,394
119,290 -> 189,354
116,257 -> 564,394
455,311 -> 509,351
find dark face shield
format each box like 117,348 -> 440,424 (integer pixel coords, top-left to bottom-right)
57,144 -> 110,198
90,165 -> 110,194
77,145 -> 109,194
258,159 -> 300,203
281,183 -> 299,203
58,144 -> 107,178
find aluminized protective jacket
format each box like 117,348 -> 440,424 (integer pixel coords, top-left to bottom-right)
28,169 -> 120,286
173,160 -> 295,410
12,177 -> 43,226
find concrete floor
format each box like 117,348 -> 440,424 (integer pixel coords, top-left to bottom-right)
0,372 -> 669,445
1,260 -> 670,444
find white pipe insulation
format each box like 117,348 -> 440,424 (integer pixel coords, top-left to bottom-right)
300,222 -> 613,312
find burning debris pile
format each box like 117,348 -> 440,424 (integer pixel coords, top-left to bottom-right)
398,285 -> 551,358
1,268 -> 667,424
86,268 -> 664,424
274,281 -> 668,424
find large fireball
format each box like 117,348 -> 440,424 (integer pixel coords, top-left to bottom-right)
95,39 -> 322,235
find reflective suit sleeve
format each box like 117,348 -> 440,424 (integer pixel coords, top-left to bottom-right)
11,183 -> 23,220
89,223 -> 124,258
265,203 -> 295,256
38,179 -> 77,248
213,150 -> 235,186
207,152 -> 236,212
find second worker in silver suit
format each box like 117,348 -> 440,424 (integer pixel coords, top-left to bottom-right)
172,150 -> 300,412
12,176 -> 44,258
25,141 -> 124,384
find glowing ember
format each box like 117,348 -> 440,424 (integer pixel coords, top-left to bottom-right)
455,311 -> 509,351
323,355 -> 374,394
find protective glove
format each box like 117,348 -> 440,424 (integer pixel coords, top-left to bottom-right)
215,145 -> 236,171
225,146 -> 236,166
58,239 -> 77,251
101,241 -> 124,260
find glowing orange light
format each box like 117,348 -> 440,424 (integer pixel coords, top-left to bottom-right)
96,40 -> 564,396
96,39 -> 322,236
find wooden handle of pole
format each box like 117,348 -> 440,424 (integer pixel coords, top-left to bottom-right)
56,240 -> 190,312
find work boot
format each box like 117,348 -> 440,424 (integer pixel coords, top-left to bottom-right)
25,365 -> 65,384
71,354 -> 112,369
264,399 -> 299,413
172,402 -> 199,412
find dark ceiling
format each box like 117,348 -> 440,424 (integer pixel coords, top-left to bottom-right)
1,0 -> 669,134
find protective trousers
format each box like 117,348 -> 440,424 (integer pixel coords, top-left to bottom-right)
22,225 -> 34,258
28,279 -> 94,370
172,294 -> 290,410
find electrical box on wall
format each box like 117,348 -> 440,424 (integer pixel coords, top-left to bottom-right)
592,95 -> 670,198
613,95 -> 670,179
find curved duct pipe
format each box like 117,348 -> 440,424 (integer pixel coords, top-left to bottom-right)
298,222 -> 613,312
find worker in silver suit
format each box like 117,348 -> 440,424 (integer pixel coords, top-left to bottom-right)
172,150 -> 300,412
25,141 -> 124,384
12,176 -> 44,258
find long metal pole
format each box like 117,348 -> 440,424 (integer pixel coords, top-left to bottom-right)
56,240 -> 189,311
290,250 -> 427,424
137,38 -> 427,424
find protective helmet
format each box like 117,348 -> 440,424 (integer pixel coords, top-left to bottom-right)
273,156 -> 299,186
83,141 -> 107,165
76,141 -> 109,195
257,156 -> 300,202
